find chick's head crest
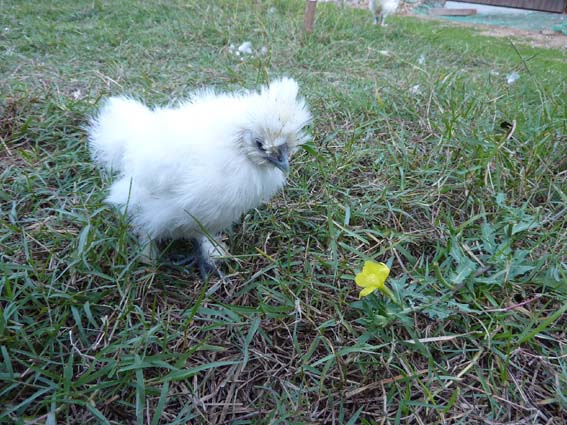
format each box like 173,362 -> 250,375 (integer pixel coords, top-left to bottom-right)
241,77 -> 311,172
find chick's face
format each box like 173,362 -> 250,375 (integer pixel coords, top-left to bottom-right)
238,77 -> 311,172
241,129 -> 293,172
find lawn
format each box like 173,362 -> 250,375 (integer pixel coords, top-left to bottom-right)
1,0 -> 566,423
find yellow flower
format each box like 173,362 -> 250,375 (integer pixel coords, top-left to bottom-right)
355,261 -> 395,301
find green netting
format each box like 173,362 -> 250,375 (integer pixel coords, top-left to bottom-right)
416,5 -> 567,33
553,22 -> 567,35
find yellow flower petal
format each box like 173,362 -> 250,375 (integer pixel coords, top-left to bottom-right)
355,261 -> 394,300
364,261 -> 390,281
355,273 -> 373,288
356,261 -> 389,287
359,286 -> 377,298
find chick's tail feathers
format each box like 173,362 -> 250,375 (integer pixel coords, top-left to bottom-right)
87,97 -> 151,173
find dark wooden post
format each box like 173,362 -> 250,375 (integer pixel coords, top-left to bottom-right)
304,0 -> 317,33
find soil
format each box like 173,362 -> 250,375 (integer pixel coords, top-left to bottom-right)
475,25 -> 567,50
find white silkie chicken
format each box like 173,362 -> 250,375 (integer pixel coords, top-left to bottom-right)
369,0 -> 400,26
87,78 -> 311,278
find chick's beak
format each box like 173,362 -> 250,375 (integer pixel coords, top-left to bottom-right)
267,145 -> 289,172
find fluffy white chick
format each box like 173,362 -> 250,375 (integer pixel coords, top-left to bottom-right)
369,0 -> 400,26
87,77 -> 311,277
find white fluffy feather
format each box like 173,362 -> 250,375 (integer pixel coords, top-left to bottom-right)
87,78 -> 311,264
369,0 -> 400,26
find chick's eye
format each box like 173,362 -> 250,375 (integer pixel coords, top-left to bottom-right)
255,139 -> 265,150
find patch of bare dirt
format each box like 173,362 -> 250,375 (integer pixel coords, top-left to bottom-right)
476,25 -> 567,50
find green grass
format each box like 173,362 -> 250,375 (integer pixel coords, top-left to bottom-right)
1,0 -> 567,423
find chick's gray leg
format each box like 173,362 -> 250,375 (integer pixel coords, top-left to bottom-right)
172,236 -> 226,280
195,236 -> 227,281
197,256 -> 217,280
